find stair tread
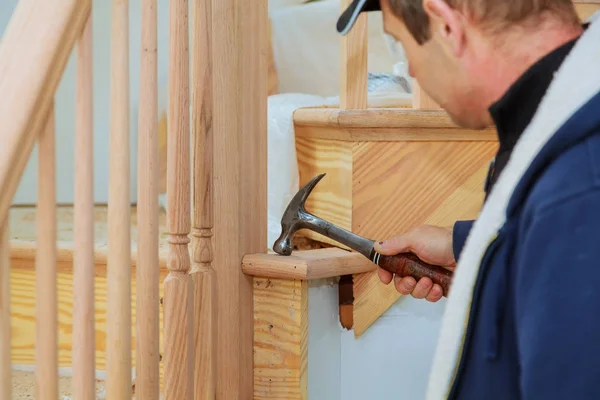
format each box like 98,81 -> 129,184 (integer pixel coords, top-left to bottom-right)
8,205 -> 169,269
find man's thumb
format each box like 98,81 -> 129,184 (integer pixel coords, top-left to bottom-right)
373,236 -> 409,255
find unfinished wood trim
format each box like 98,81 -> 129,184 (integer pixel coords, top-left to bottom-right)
352,155 -> 495,337
0,0 -> 91,224
253,278 -> 308,399
575,1 -> 600,19
8,257 -> 168,390
191,0 -> 216,397
295,137 -> 354,248
164,0 -> 194,398
267,19 -> 279,95
339,0 -> 368,109
73,12 -> 96,399
107,0 -> 133,396
294,107 -> 495,129
212,0 -> 268,396
242,248 -> 375,280
412,82 -> 442,110
136,0 -> 161,398
36,99 -> 58,399
10,240 -> 168,272
293,108 -> 497,142
294,125 -> 498,142
0,219 -> 9,400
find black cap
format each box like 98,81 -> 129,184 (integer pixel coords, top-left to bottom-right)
336,0 -> 381,36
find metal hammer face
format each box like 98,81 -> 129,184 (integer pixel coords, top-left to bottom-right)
273,173 -> 375,258
272,173 -> 326,256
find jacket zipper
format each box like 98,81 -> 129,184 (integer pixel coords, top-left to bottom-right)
445,232 -> 502,399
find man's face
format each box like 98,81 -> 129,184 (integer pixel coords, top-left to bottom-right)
380,0 -> 493,129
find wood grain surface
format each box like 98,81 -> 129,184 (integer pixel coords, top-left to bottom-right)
242,248 -> 374,280
253,277 -> 308,400
294,108 -> 499,337
8,206 -> 167,391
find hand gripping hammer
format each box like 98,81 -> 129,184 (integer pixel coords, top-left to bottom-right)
273,173 -> 453,297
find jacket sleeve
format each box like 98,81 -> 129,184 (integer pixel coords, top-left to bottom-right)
514,188 -> 600,399
452,220 -> 475,261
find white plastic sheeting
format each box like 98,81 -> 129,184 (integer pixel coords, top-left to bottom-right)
269,0 -> 402,97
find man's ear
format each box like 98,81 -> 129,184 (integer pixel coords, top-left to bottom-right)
422,0 -> 466,56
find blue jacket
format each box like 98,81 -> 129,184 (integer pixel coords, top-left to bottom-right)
447,55 -> 600,399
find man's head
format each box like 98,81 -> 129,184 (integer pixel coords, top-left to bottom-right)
338,0 -> 582,129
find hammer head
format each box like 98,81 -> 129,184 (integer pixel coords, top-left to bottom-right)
273,173 -> 326,256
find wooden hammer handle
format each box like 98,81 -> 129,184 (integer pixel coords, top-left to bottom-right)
375,252 -> 453,297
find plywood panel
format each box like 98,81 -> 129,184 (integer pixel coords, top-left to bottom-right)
575,2 -> 600,20
253,277 -> 308,400
351,141 -> 498,336
10,260 -> 167,391
296,137 -> 353,246
8,205 -> 168,391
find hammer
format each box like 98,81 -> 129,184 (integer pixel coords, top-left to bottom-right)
273,173 -> 453,297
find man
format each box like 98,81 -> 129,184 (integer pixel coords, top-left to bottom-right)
337,1 -> 600,399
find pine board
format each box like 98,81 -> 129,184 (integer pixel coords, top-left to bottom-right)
294,107 -> 499,337
7,205 -> 168,390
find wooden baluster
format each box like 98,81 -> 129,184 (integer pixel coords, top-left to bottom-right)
136,0 -> 160,398
107,0 -> 132,397
73,12 -> 96,399
340,0 -> 368,109
164,0 -> 193,398
0,216 -> 9,400
412,82 -> 442,109
191,0 -> 216,398
36,101 -> 58,399
212,0 -> 267,397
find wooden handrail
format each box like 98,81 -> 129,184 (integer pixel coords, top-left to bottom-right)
0,0 -> 92,224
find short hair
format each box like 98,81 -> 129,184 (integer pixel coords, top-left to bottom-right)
388,0 -> 581,44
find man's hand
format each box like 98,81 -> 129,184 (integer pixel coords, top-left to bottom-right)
373,225 -> 456,303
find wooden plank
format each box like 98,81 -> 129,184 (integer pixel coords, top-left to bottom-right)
8,207 -> 168,391
242,248 -> 374,280
412,82 -> 442,110
339,0 -> 368,109
9,264 -> 167,389
253,278 -> 308,400
351,141 -> 497,337
575,1 -> 600,19
295,125 -> 497,142
212,0 -> 268,397
294,108 -> 457,128
0,0 -> 91,224
295,137 -> 353,247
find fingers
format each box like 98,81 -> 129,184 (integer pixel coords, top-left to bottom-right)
391,275 -> 444,302
426,284 -> 444,302
377,267 -> 393,284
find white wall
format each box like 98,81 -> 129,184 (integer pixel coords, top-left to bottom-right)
307,283 -> 445,400
1,0 -> 172,205
340,298 -> 445,399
